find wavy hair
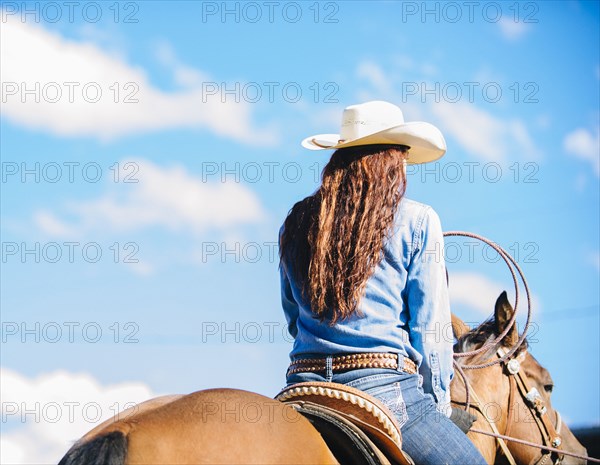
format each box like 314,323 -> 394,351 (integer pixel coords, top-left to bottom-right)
279,144 -> 409,324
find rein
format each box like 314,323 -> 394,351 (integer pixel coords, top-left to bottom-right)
445,231 -> 598,465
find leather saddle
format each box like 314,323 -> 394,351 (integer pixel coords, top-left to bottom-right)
275,382 -> 414,465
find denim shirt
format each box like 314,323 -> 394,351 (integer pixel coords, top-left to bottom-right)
279,198 -> 453,414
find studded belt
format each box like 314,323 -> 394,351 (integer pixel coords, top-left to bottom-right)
287,352 -> 418,376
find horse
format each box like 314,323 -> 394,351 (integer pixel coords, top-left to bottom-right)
58,292 -> 589,465
57,389 -> 338,464
451,291 -> 588,464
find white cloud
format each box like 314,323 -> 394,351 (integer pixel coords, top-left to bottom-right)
586,250 -> 600,272
354,60 -> 432,112
563,128 -> 600,176
352,61 -> 540,164
432,101 -> 540,163
357,61 -> 393,95
391,55 -> 438,77
535,114 -> 551,130
1,368 -> 157,464
449,271 -> 541,317
154,41 -> 210,88
124,259 -> 156,276
498,17 -> 531,41
34,158 -> 267,238
449,271 -> 506,315
75,23 -> 128,55
0,19 -> 278,145
33,211 -> 79,237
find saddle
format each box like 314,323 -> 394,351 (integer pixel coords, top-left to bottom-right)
275,382 -> 414,465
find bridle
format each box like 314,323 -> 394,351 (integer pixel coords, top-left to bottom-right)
445,231 -> 598,464
498,346 -> 565,465
454,347 -> 565,465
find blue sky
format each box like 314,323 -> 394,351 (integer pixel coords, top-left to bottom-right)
1,1 -> 599,462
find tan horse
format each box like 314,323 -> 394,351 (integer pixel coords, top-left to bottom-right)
452,291 -> 588,464
59,293 -> 588,465
58,388 -> 338,464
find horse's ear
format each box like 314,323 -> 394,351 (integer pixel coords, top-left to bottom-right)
494,291 -> 518,346
451,313 -> 470,339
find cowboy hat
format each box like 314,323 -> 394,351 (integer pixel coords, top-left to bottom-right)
301,100 -> 446,164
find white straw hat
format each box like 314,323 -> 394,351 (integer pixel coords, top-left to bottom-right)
301,100 -> 446,164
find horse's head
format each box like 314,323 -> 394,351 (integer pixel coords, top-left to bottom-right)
452,291 -> 587,465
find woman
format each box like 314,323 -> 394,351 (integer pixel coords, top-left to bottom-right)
278,101 -> 486,464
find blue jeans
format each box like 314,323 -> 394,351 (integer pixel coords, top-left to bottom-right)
287,367 -> 487,465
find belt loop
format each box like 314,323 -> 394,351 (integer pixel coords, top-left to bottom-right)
396,353 -> 404,373
325,355 -> 333,382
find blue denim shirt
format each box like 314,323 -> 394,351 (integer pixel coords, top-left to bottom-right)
279,198 -> 453,414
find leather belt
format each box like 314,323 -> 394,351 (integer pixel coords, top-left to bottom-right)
288,353 -> 418,376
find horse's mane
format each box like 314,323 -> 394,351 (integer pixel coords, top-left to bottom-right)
454,319 -> 529,359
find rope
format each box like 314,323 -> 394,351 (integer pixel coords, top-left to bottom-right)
470,428 -> 599,463
444,231 -> 531,369
452,360 -> 471,411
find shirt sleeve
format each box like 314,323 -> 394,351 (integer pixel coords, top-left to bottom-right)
280,263 -> 299,338
279,226 -> 299,338
405,206 -> 453,417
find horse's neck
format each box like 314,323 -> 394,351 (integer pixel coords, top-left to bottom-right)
451,372 -> 508,463
468,410 -> 500,464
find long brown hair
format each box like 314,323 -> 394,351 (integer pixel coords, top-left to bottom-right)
279,144 -> 409,324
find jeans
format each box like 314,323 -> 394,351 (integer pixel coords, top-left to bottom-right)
287,367 -> 487,465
